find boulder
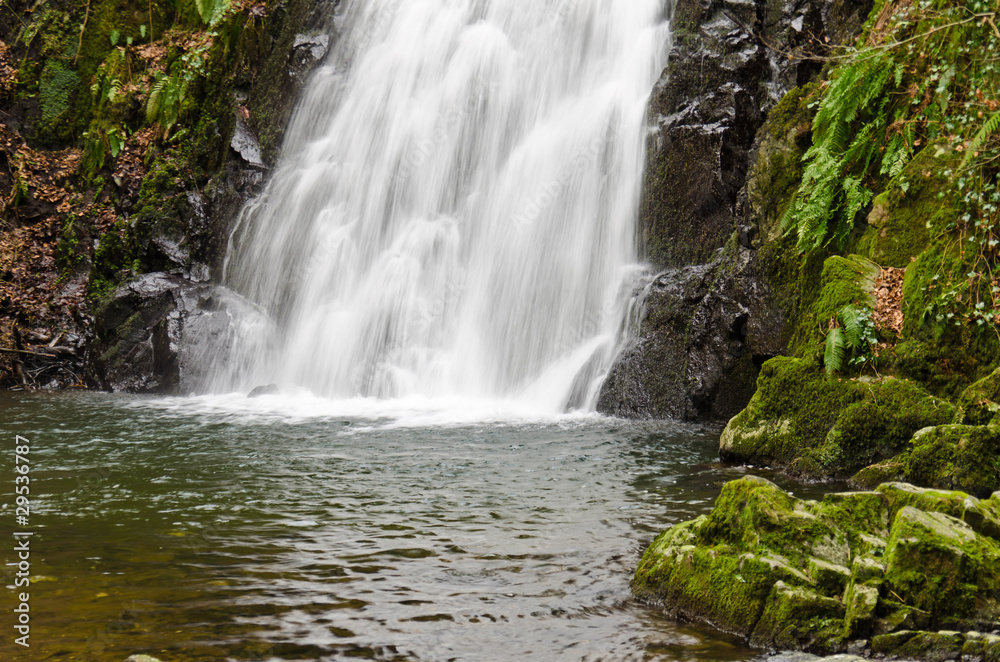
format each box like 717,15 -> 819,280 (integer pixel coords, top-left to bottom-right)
719,357 -> 956,479
89,272 -> 271,393
633,477 -> 1000,654
597,243 -> 795,421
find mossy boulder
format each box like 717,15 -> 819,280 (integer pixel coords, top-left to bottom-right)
958,367 -> 1000,426
901,426 -> 1000,498
720,357 -> 956,478
882,506 -> 1000,621
790,254 -> 879,356
856,146 -> 959,269
633,477 -> 1000,654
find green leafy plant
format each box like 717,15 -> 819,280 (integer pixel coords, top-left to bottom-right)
824,305 -> 879,373
195,0 -> 231,26
146,40 -> 212,137
81,48 -> 134,177
781,50 -> 906,252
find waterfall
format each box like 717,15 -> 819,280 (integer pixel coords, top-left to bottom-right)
216,0 -> 669,412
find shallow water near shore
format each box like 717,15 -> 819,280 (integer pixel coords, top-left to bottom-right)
1,391 -> 835,661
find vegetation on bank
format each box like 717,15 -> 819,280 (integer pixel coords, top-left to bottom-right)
639,0 -> 1000,651
721,0 -> 1000,490
0,0 -> 320,387
778,0 -> 1000,381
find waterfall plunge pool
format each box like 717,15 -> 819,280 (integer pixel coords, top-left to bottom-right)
0,391 -> 842,661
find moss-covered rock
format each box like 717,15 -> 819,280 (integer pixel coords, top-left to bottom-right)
958,367 -> 1000,426
901,426 -> 1000,498
790,254 -> 879,356
856,147 -> 959,269
720,356 -> 956,479
883,506 -> 1000,622
745,84 -> 818,244
887,235 -> 1000,399
633,477 -> 1000,655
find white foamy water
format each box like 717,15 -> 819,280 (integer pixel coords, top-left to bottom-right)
216,0 -> 669,412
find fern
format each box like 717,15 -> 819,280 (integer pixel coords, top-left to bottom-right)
194,0 -> 230,26
783,50 -> 907,251
824,305 -> 879,374
838,305 -> 864,348
825,327 -> 846,374
146,77 -> 165,123
962,111 -> 1000,168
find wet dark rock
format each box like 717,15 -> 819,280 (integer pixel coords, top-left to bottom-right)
200,0 -> 338,277
597,245 -> 790,421
641,0 -> 870,269
89,273 -> 265,394
610,0 -> 869,421
132,189 -> 213,281
291,33 -> 330,77
248,383 -> 280,397
230,115 -> 266,169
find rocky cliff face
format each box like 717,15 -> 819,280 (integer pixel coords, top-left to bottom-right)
598,0 -> 870,421
0,0 -> 335,391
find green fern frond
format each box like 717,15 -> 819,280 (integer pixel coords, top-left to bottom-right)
962,111 -> 1000,168
146,78 -> 165,123
838,305 -> 864,349
825,327 -> 846,374
781,48 -> 904,252
194,0 -> 231,26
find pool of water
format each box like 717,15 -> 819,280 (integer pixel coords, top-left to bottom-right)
0,392 -> 826,661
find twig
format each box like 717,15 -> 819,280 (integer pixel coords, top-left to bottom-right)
74,0 -> 91,66
0,347 -> 58,359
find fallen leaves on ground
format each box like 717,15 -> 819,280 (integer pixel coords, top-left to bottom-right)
873,266 -> 905,334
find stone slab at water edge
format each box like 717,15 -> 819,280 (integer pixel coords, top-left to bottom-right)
631,476 -> 1000,656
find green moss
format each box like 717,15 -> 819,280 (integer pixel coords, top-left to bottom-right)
902,425 -> 1000,498
635,476 -> 1000,654
883,506 -> 1000,622
633,478 -> 827,637
746,84 -> 818,243
791,254 -> 879,356
875,482 -> 996,530
856,146 -> 959,268
889,340 -> 981,400
850,459 -> 907,490
89,218 -> 138,297
38,59 -> 80,139
721,357 -> 856,466
958,367 -> 1000,425
889,234 -> 1000,395
815,491 -> 889,541
720,357 -> 954,478
750,582 -> 846,653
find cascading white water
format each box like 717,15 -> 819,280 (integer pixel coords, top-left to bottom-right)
217,0 -> 669,412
